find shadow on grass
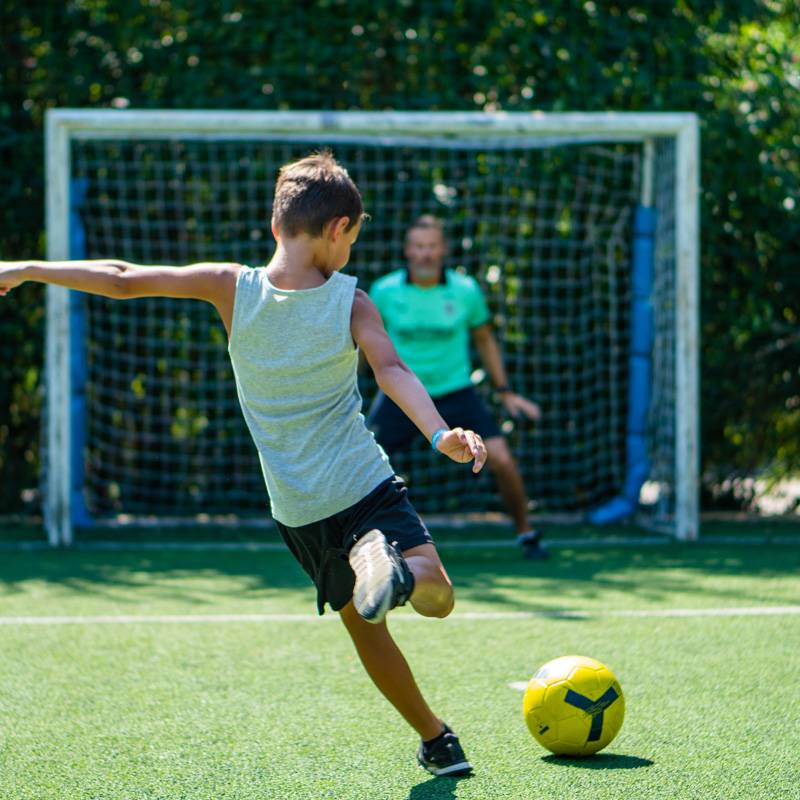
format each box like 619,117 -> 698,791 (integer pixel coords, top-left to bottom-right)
542,752 -> 654,769
0,531 -> 798,611
405,773 -> 472,800
0,548 -> 314,607
444,542 -> 800,609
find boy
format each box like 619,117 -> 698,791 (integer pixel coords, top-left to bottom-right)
0,152 -> 486,777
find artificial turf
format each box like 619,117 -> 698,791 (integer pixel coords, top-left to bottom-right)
1,526 -> 799,799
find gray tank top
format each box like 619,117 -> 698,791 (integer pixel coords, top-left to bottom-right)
228,267 -> 394,526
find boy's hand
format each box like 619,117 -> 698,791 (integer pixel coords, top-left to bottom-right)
435,427 -> 487,473
0,263 -> 27,295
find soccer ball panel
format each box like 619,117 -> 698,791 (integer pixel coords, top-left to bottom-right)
567,666 -> 601,698
524,705 -> 561,750
598,681 -> 626,747
543,680 -> 570,710
533,654 -> 593,682
556,714 -> 591,749
524,691 -> 561,747
522,680 -> 546,716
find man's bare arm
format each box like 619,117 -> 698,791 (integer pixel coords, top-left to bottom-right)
351,289 -> 486,471
471,322 -> 511,390
471,322 -> 541,420
0,260 -> 240,337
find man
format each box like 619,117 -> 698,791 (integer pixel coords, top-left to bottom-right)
368,215 -> 548,560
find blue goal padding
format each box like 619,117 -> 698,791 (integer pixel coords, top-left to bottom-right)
69,177 -> 93,527
588,205 -> 656,525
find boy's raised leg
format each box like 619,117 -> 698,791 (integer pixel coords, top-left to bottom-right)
401,542 -> 454,618
348,536 -> 454,623
349,530 -> 415,623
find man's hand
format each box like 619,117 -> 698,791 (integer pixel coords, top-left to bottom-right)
435,427 -> 487,473
500,392 -> 541,421
0,263 -> 27,296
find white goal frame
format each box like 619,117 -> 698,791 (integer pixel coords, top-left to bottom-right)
44,109 -> 699,546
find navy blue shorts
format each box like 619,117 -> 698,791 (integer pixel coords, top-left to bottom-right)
368,385 -> 502,454
275,476 -> 432,615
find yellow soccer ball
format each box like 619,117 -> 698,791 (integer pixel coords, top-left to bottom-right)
523,655 -> 625,756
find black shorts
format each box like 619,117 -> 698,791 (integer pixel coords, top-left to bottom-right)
368,385 -> 502,454
275,476 -> 433,615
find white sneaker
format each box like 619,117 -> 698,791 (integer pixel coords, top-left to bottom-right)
348,529 -> 415,623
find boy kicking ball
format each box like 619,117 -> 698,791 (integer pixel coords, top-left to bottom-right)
0,152 -> 485,777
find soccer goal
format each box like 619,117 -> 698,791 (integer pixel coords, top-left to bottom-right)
44,110 -> 699,546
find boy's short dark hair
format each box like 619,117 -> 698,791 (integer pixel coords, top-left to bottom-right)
272,151 -> 364,238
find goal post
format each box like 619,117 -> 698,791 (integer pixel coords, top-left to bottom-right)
44,109 -> 699,546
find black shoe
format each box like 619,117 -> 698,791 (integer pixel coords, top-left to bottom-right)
417,724 -> 473,777
518,530 -> 550,560
348,529 -> 414,623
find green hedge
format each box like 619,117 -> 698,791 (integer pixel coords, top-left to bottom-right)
1,1 -> 798,513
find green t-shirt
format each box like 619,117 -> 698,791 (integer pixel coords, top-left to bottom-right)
369,268 -> 490,398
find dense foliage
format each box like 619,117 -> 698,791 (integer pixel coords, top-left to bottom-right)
1,1 -> 798,513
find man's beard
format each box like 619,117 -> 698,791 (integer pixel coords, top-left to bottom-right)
410,262 -> 441,280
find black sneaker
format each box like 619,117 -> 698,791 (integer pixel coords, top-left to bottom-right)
518,530 -> 550,560
348,529 -> 414,623
417,724 -> 473,777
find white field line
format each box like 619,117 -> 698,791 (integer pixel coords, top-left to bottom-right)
1,606 -> 799,626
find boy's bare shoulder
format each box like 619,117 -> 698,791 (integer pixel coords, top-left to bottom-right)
202,260 -> 242,290
351,288 -> 381,324
207,262 -> 243,278
351,287 -> 394,354
350,287 -> 398,365
219,261 -> 243,278
191,263 -> 242,336
352,287 -> 370,307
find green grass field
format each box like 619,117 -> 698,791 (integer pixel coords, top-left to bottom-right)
2,524 -> 799,799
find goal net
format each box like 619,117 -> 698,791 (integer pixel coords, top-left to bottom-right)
44,111 -> 698,544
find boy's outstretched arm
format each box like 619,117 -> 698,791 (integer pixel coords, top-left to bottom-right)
351,289 -> 486,473
0,260 -> 240,336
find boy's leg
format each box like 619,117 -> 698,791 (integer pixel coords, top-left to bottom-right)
342,537 -> 473,775
343,541 -> 453,732
339,600 -> 443,741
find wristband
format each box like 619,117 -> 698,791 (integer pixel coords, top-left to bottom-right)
430,428 -> 448,453
494,385 -> 511,394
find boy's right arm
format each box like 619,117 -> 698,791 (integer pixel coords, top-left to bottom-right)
0,260 -> 240,337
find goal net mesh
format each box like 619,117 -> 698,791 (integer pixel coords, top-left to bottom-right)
69,133 -> 675,525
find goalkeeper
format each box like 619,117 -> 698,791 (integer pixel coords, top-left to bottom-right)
0,153 -> 484,778
368,215 -> 548,560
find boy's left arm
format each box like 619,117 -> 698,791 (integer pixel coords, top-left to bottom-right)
0,260 -> 240,336
351,289 -> 486,472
